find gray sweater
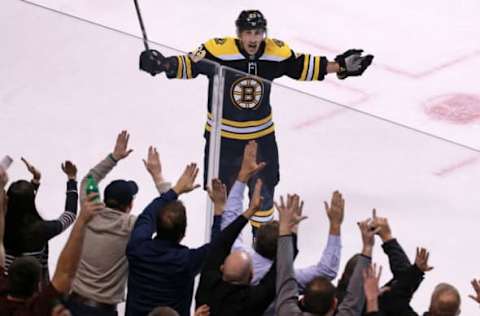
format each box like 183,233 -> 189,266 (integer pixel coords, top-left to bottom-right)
276,235 -> 370,316
71,155 -> 170,304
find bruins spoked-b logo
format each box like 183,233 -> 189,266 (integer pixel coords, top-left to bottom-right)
230,77 -> 264,110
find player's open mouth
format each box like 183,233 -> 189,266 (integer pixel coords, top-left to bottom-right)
248,44 -> 258,49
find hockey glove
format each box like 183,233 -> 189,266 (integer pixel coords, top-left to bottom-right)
335,49 -> 374,79
139,49 -> 166,76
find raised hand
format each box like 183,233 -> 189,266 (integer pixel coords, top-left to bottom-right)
61,161 -> 77,180
243,179 -> 263,218
324,190 -> 344,235
358,218 -> 379,257
112,130 -> 133,161
21,157 -> 41,182
143,146 -> 164,182
238,141 -> 266,183
363,263 -> 383,312
173,163 -> 201,195
370,209 -> 393,242
469,279 -> 480,304
207,178 -> 227,215
275,194 -> 308,235
195,305 -> 210,316
78,193 -> 104,224
414,247 -> 433,272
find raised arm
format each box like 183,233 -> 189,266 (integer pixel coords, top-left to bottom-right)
42,161 -> 79,241
143,146 -> 172,194
127,163 -> 200,252
51,193 -> 103,294
275,194 -> 308,316
295,191 -> 344,288
371,209 -> 411,276
336,219 -> 378,316
80,130 -> 133,201
21,157 -> 41,190
210,179 -> 263,269
379,247 -> 432,314
221,141 -> 266,249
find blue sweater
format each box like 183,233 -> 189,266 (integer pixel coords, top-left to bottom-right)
125,189 -> 221,316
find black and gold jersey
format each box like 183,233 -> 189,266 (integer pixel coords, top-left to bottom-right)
164,37 -> 328,141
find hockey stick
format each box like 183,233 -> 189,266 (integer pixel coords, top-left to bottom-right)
133,0 -> 150,50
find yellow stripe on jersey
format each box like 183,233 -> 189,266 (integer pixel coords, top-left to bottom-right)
253,209 -> 275,217
205,124 -> 275,140
249,208 -> 275,227
313,56 -> 320,81
207,113 -> 273,128
300,54 -> 310,81
250,220 -> 263,228
185,56 -> 192,79
176,56 -> 183,79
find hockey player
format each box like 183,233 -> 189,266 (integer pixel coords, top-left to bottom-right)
139,10 -> 373,231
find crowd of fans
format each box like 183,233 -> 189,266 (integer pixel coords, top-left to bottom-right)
0,130 -> 479,316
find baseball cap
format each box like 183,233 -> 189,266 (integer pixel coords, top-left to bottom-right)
104,180 -> 139,208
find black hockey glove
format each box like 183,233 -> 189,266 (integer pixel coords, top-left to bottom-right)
139,49 -> 166,76
335,49 -> 374,79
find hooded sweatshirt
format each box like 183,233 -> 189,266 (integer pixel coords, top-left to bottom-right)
71,155 -> 170,304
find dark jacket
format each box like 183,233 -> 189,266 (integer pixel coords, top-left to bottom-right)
126,189 -> 221,316
195,215 -> 276,316
377,239 -> 424,316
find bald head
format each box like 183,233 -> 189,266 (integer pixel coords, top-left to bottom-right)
221,251 -> 253,285
148,306 -> 179,316
429,283 -> 461,316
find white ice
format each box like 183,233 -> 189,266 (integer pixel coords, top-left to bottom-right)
1,0 -> 480,315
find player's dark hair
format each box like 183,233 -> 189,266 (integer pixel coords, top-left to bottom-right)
254,220 -> 279,260
303,277 -> 336,314
155,200 -> 187,243
8,257 -> 42,299
5,180 -> 44,251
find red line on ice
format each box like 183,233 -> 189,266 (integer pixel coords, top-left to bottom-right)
294,38 -> 480,79
433,155 -> 480,177
292,94 -> 370,130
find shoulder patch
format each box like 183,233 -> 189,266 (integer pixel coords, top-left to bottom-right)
204,37 -> 244,61
189,44 -> 207,63
272,39 -> 285,48
214,38 -> 227,45
260,38 -> 292,62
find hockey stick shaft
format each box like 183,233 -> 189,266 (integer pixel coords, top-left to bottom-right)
133,0 -> 150,50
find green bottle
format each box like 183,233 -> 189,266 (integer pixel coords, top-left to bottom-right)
85,175 -> 101,202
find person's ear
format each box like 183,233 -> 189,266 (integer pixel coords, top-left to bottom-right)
220,264 -> 224,273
